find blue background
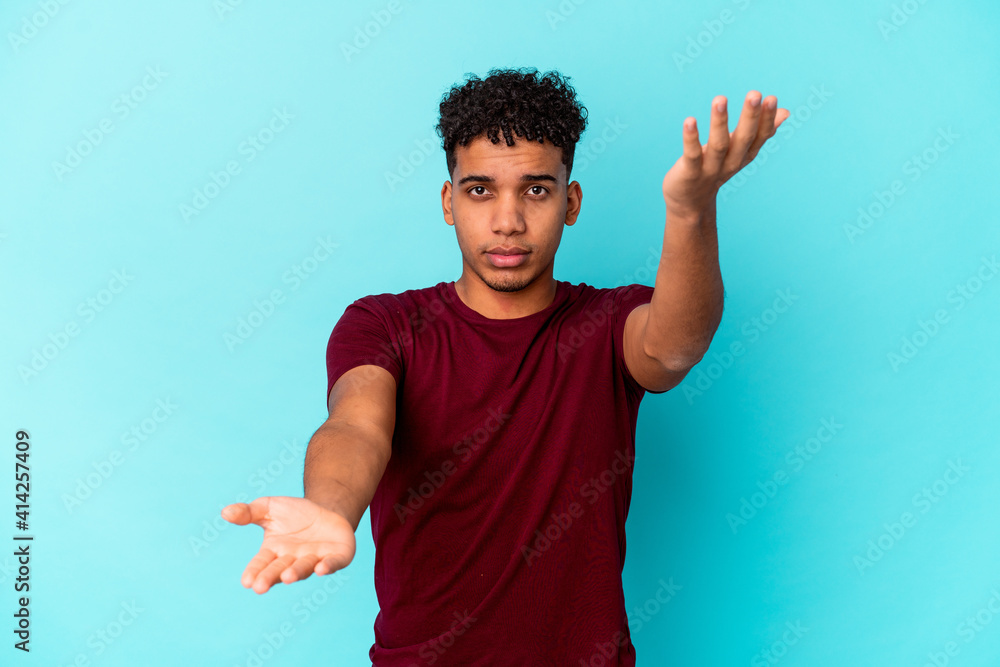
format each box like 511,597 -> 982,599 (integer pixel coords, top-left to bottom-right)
2,0 -> 998,665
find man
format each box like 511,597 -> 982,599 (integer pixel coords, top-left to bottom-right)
222,67 -> 789,665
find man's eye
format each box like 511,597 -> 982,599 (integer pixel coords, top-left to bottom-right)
529,186 -> 548,195
470,186 -> 487,196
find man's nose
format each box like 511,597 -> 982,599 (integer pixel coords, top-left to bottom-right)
492,193 -> 526,235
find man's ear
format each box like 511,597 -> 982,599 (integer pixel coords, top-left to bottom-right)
564,180 -> 582,226
442,180 -> 454,226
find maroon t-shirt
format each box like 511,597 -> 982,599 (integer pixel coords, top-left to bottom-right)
325,279 -> 662,666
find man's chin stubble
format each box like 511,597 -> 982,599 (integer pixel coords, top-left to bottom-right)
485,278 -> 529,293
478,265 -> 532,293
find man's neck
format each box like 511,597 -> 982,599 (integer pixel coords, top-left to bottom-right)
454,274 -> 557,320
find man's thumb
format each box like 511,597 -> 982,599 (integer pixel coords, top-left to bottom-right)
221,498 -> 270,526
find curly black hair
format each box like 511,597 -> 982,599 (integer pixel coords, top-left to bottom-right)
435,67 -> 589,181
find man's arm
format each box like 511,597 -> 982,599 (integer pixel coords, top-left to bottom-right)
624,199 -> 723,393
624,90 -> 790,393
305,364 -> 397,532
221,363 -> 396,593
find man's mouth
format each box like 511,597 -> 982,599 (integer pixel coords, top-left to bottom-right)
485,247 -> 529,268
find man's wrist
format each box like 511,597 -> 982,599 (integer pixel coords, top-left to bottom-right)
304,483 -> 361,531
665,197 -> 716,227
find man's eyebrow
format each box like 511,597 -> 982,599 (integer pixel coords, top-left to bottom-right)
457,173 -> 559,186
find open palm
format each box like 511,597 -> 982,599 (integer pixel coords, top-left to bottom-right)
662,91 -> 790,219
221,496 -> 356,594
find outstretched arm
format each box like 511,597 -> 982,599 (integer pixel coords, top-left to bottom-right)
303,364 -> 396,531
624,90 -> 790,392
221,364 -> 396,594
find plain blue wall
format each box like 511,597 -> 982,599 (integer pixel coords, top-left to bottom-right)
3,0 -> 998,664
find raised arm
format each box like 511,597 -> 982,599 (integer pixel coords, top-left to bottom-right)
624,90 -> 790,393
221,364 -> 396,594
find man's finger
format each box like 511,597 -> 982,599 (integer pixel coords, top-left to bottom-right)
743,95 -> 779,163
702,95 -> 731,175
221,502 -> 251,525
220,498 -> 268,526
316,553 -> 351,576
241,548 -> 278,588
221,497 -> 272,527
721,91 -> 762,175
281,555 -> 321,584
757,96 -> 779,141
253,554 -> 297,594
681,117 -> 702,163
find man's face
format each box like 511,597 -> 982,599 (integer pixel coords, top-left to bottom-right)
442,134 -> 582,293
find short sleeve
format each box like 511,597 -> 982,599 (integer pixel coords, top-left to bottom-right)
608,283 -> 667,395
325,297 -> 404,408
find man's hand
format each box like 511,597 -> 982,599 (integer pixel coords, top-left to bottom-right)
221,496 -> 356,594
662,90 -> 791,219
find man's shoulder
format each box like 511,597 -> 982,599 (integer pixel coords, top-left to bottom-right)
347,281 -> 452,316
559,280 -> 654,309
352,281 -> 447,302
